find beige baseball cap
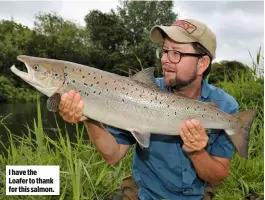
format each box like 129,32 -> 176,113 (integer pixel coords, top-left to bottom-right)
150,19 -> 216,59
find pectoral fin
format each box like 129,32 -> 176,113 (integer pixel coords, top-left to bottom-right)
47,93 -> 61,112
130,130 -> 151,149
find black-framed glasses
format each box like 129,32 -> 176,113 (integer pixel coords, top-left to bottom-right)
156,48 -> 205,64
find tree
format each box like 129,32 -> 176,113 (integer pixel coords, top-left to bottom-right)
0,20 -> 34,75
208,60 -> 253,84
84,0 -> 177,76
115,0 -> 177,75
33,12 -> 92,65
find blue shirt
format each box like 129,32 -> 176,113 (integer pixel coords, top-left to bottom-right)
106,77 -> 239,200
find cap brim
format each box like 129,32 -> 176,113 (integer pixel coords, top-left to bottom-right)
150,25 -> 196,44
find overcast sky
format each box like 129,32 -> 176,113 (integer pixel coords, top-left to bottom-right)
0,1 -> 264,68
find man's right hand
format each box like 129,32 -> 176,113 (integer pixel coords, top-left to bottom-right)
59,90 -> 88,123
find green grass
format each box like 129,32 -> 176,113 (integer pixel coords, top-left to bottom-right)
0,96 -> 133,200
0,63 -> 263,199
210,53 -> 264,199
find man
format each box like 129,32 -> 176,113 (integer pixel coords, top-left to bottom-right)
58,19 -> 239,200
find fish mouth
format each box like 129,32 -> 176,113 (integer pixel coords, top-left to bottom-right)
10,55 -> 62,97
10,56 -> 36,86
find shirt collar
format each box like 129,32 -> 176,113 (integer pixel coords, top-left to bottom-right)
201,79 -> 211,99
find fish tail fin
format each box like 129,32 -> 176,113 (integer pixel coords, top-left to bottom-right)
225,109 -> 257,159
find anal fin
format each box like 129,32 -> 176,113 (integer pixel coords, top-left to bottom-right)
129,130 -> 151,149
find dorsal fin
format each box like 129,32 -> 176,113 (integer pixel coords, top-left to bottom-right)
130,67 -> 158,88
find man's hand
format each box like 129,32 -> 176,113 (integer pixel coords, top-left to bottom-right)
59,90 -> 88,123
179,119 -> 209,154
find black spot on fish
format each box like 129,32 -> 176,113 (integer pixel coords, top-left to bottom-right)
94,77 -> 96,79
79,69 -> 81,72
93,91 -> 96,94
101,76 -> 103,79
79,90 -> 81,93
88,73 -> 90,75
159,102 -> 162,104
136,88 -> 138,91
64,66 -> 67,69
84,92 -> 87,95
167,105 -> 170,108
172,100 -> 175,103
155,96 -> 157,100
115,87 -> 117,90
150,100 -> 153,103
72,80 -> 75,83
216,113 -> 219,116
126,92 -> 128,95
99,92 -> 101,95
204,108 -> 206,111
187,107 -> 190,110
87,93 -> 89,96
64,73 -> 68,76
194,108 -> 197,111
72,69 -> 74,72
202,115 -> 204,118
105,82 -> 107,85
114,80 -> 116,83
175,112 -> 177,115
107,89 -> 109,91
140,94 -> 142,97
96,82 -> 99,84
84,83 -> 88,86
197,106 -> 200,109
82,76 -> 85,78
122,99 -> 124,102
90,84 -> 93,87
122,87 -> 125,90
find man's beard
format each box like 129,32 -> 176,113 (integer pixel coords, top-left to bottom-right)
164,68 -> 197,91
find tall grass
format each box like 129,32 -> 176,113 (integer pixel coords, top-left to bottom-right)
0,95 -> 133,200
212,50 -> 264,200
0,53 -> 263,199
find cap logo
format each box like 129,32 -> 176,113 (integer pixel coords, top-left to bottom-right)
172,20 -> 197,34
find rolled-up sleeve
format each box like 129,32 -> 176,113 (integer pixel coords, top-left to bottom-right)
209,107 -> 239,158
105,126 -> 136,145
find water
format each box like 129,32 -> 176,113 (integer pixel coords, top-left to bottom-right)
0,101 -> 88,152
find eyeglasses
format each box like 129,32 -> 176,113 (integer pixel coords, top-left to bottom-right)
156,48 -> 205,64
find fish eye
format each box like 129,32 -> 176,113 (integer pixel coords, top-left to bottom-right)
33,64 -> 39,71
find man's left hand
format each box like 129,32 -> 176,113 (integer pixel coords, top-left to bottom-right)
179,119 -> 209,154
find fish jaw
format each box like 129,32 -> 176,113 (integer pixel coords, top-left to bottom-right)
10,64 -> 58,97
